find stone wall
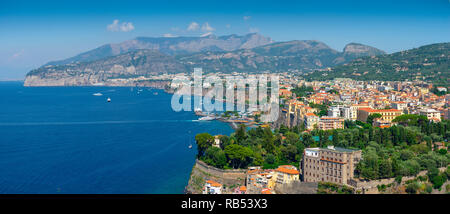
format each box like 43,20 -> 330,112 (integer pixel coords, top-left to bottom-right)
185,160 -> 247,194
275,181 -> 318,194
349,167 -> 447,194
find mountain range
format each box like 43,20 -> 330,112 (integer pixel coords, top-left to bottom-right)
44,33 -> 274,66
306,42 -> 450,86
25,33 -> 386,86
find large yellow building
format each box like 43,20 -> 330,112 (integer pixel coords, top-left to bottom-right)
357,108 -> 403,123
274,165 -> 300,185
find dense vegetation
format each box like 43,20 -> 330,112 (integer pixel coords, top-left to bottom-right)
196,124 -> 306,169
290,86 -> 314,98
195,114 -> 450,186
317,182 -> 354,194
430,86 -> 449,96
309,103 -> 329,117
306,43 -> 450,87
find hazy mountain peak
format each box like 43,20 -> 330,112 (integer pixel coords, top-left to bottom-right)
343,43 -> 385,56
44,33 -> 273,66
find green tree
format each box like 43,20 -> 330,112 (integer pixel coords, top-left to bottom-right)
285,132 -> 300,145
204,146 -> 227,168
280,144 -> 298,163
379,159 -> 393,178
367,113 -> 382,125
195,133 -> 214,157
224,144 -> 253,169
235,124 -> 247,144
262,127 -> 276,153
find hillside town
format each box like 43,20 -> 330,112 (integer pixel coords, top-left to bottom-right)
277,76 -> 448,130
183,72 -> 449,194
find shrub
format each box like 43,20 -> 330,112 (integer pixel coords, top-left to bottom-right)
431,175 -> 446,189
406,183 -> 419,194
418,175 -> 428,182
438,149 -> 447,155
425,185 -> 433,193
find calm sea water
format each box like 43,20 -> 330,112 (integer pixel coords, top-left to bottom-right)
0,82 -> 233,193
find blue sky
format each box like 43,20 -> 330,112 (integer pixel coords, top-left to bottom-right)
0,0 -> 449,79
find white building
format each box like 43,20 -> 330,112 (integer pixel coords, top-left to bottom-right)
328,106 -> 341,117
304,148 -> 320,158
391,101 -> 407,111
203,180 -> 223,194
213,136 -> 221,148
341,107 -> 353,120
419,108 -> 441,121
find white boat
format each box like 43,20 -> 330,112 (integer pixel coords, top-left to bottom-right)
93,93 -> 103,96
188,144 -> 193,149
107,97 -> 111,102
198,116 -> 215,121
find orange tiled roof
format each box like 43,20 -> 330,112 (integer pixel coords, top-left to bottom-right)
276,167 -> 299,175
261,189 -> 272,194
206,180 -> 222,187
247,169 -> 260,174
359,108 -> 401,113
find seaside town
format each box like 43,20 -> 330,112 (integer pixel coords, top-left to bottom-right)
165,71 -> 450,195
4,1 -> 450,210
160,71 -> 449,129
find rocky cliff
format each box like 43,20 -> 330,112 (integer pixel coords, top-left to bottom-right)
185,160 -> 246,194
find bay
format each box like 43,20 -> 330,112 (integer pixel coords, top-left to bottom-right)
0,81 -> 233,193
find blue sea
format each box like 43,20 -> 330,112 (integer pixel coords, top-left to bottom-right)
0,81 -> 233,194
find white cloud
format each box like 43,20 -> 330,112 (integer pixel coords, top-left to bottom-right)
243,16 -> 251,21
163,33 -> 178,38
107,20 -> 135,32
201,22 -> 215,32
120,22 -> 134,32
187,22 -> 200,31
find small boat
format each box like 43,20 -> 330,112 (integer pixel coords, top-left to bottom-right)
198,116 -> 215,121
153,92 -> 158,95
188,144 -> 193,149
93,93 -> 103,96
107,97 -> 111,102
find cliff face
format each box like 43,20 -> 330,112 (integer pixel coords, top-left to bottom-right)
24,50 -> 182,86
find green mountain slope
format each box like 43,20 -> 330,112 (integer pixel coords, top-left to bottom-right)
306,43 -> 450,86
